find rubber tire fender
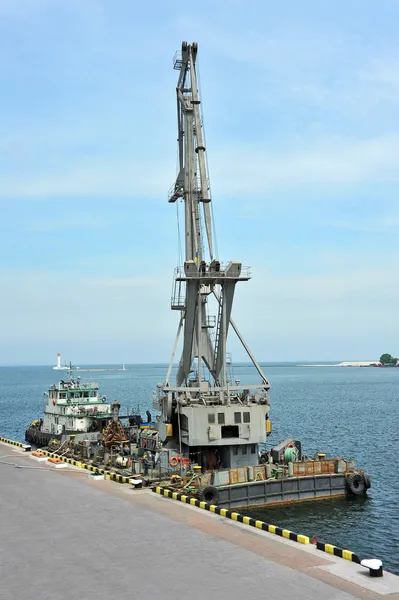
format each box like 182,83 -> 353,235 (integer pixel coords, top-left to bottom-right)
197,485 -> 219,505
363,472 -> 371,490
346,473 -> 366,495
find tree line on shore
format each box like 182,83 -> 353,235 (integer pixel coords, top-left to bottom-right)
379,353 -> 398,365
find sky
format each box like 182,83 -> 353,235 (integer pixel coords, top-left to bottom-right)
0,0 -> 398,365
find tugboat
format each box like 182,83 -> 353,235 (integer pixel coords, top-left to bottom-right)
152,41 -> 371,509
25,364 -> 114,447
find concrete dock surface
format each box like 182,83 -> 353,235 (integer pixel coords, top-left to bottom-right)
1,443 -> 398,600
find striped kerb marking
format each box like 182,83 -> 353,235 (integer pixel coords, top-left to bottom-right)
0,436 -> 31,451
152,487 -> 311,546
31,449 -> 130,483
316,541 -> 360,563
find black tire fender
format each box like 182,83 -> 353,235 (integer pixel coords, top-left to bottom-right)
363,473 -> 371,490
197,485 -> 219,505
346,473 -> 366,495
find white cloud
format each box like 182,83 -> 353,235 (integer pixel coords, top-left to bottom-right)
0,156 -> 174,199
1,133 -> 398,201
230,259 -> 399,361
1,252 -> 398,364
0,269 -> 173,342
1,13 -> 398,203
173,17 -> 399,135
322,212 -> 399,234
210,134 -> 399,198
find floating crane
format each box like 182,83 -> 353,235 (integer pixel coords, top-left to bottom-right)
155,42 -> 271,470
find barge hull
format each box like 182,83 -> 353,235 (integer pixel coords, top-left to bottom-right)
217,474 -> 347,509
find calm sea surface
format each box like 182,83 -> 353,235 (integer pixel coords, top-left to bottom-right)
0,362 -> 398,573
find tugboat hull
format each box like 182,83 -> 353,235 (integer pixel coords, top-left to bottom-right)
25,426 -> 103,448
25,427 -> 60,448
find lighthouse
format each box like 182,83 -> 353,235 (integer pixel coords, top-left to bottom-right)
53,353 -> 68,370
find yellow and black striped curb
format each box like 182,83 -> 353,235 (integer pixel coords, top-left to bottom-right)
0,436 -> 31,451
38,450 -> 131,484
316,540 -> 360,563
153,488 -> 363,563
153,487 -> 310,545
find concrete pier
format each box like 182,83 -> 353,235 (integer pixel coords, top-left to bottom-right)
1,443 -> 398,600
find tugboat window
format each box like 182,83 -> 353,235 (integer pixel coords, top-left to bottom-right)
243,412 -> 250,423
233,446 -> 238,455
234,412 -> 241,424
208,413 -> 215,424
250,444 -> 256,454
218,413 -> 225,424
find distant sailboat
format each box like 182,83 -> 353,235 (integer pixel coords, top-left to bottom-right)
53,352 -> 69,371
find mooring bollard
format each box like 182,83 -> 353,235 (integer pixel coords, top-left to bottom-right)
360,559 -> 383,577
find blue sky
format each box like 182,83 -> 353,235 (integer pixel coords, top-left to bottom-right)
1,0 -> 398,365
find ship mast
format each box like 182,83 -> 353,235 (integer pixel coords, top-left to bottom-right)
166,41 -> 269,396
